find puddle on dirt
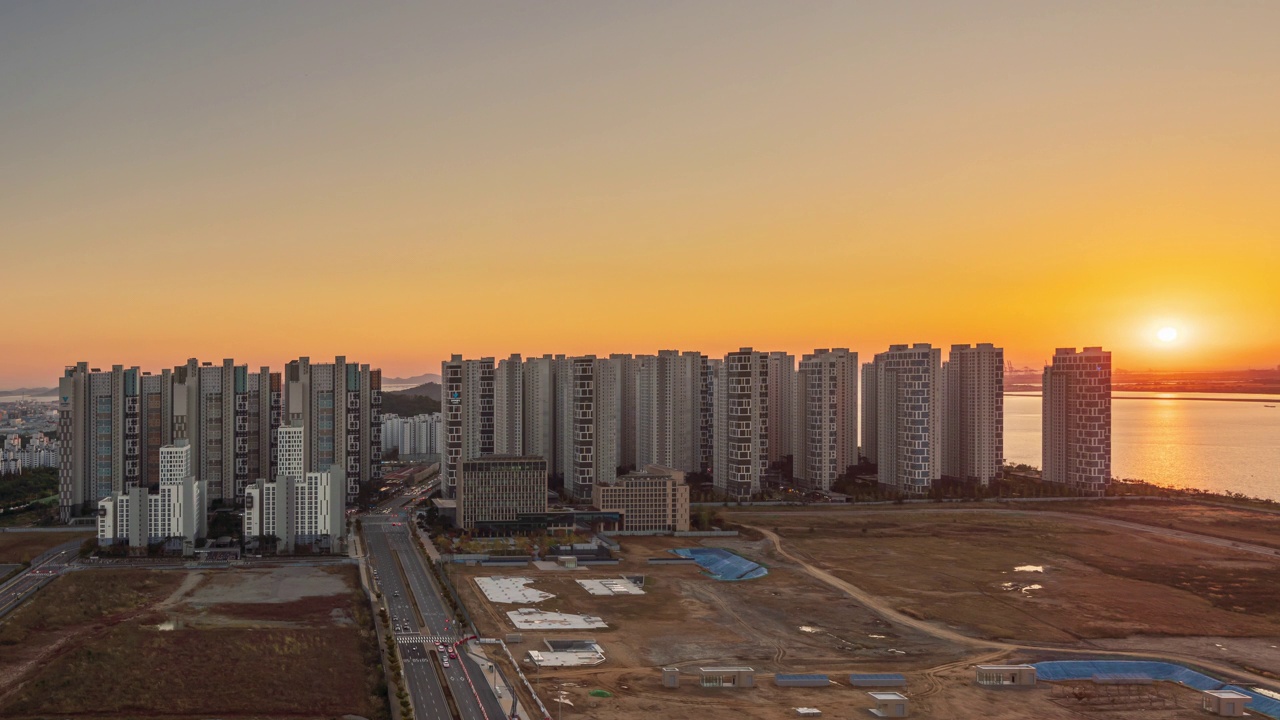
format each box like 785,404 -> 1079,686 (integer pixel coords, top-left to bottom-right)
798,626 -> 822,633
155,620 -> 175,631
868,634 -> 886,639
1021,584 -> 1042,594
887,649 -> 906,655
1014,565 -> 1044,572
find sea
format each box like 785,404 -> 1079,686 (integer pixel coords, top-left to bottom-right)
1005,392 -> 1280,502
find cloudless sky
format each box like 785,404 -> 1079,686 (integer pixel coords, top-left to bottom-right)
2,1 -> 1278,386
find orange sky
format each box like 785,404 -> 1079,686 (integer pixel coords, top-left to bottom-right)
1,2 -> 1277,387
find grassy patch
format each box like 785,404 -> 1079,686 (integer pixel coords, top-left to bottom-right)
0,569 -> 184,645
0,531 -> 88,563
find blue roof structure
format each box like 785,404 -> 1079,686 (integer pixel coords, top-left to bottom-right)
1034,661 -> 1280,719
670,548 -> 767,581
847,673 -> 907,687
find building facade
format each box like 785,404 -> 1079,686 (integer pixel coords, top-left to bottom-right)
456,455 -> 548,530
494,353 -> 524,455
942,343 -> 1004,485
635,350 -> 702,473
592,467 -> 690,533
872,344 -> 943,496
561,356 -> 618,501
1042,346 -> 1111,495
441,355 -> 495,499
283,356 -> 382,505
795,348 -> 859,491
713,348 -> 769,499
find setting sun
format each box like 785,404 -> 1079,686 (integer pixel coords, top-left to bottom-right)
1157,327 -> 1179,343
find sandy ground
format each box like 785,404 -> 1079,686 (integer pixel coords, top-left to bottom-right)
183,565 -> 351,605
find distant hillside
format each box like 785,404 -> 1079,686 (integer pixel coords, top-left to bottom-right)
384,373 -> 441,386
0,387 -> 57,397
382,382 -> 441,417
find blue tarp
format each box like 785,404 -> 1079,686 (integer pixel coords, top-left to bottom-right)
1034,661 -> 1280,719
670,548 -> 767,581
848,673 -> 907,687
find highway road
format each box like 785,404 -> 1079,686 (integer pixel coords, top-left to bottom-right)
365,494 -> 512,719
0,539 -> 82,619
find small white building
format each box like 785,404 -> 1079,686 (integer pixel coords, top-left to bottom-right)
868,691 -> 909,718
1202,689 -> 1250,717
975,665 -> 1037,687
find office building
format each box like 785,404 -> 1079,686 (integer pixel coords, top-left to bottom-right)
713,348 -> 769,499
441,355 -> 494,498
795,349 -> 859,491
635,350 -> 702,473
559,356 -> 618,501
456,455 -> 548,530
872,344 -> 943,496
1042,347 -> 1111,495
593,466 -> 690,533
942,344 -> 1004,485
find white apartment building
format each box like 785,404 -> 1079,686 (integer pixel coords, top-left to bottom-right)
943,344 -> 1004,485
294,469 -> 345,542
795,349 -> 859,491
381,413 -> 442,457
872,344 -> 943,496
98,440 -> 206,547
713,348 -> 769,499
441,355 -> 495,498
559,356 -> 618,501
1042,346 -> 1111,496
593,467 -> 690,533
522,355 -> 559,475
494,353 -> 524,455
278,424 -> 304,480
456,456 -> 548,530
635,350 -> 702,473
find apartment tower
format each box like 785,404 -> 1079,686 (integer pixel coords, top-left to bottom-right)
713,348 -> 769,499
795,348 -> 859,491
441,355 -> 495,498
942,344 -> 1004,485
873,344 -> 943,496
635,350 -> 702,473
1042,347 -> 1112,496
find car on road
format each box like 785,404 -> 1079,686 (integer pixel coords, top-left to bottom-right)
436,644 -> 446,653
441,659 -> 450,668
448,649 -> 456,659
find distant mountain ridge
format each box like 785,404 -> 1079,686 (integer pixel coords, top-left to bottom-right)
383,373 -> 441,386
0,387 -> 57,397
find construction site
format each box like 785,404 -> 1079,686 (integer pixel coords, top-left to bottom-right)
447,502 -> 1280,719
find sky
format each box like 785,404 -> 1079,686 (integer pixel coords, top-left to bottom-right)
2,1 -> 1278,387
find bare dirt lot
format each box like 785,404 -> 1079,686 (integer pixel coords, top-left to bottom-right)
458,506 -> 1280,719
0,564 -> 387,719
0,531 -> 89,563
1042,499 -> 1280,550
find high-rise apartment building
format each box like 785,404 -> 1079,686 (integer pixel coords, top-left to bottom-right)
381,413 -> 442,457
494,354 -> 524,455
98,439 -> 206,548
860,362 -> 877,465
713,348 -> 769,499
795,349 -> 859,491
872,344 -> 943,496
560,356 -> 618,501
522,355 -> 558,475
609,353 -> 638,472
699,355 -> 718,474
58,363 -> 129,520
766,352 -> 796,466
635,350 -> 702,473
1042,347 -> 1111,496
942,344 -> 1004,485
441,355 -> 495,498
456,455 -> 548,530
244,425 -> 346,553
283,356 -> 381,504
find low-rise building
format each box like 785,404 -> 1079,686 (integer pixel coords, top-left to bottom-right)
96,441 -> 206,549
457,455 -> 548,530
592,466 -> 690,533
